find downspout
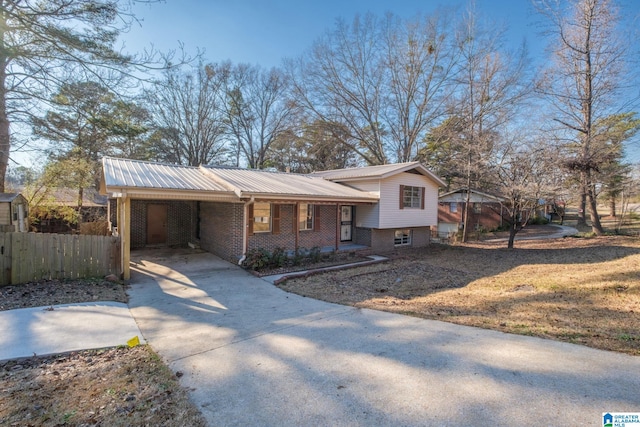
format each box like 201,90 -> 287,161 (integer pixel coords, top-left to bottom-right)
238,196 -> 255,265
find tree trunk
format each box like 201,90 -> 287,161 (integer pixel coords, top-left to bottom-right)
462,188 -> 471,243
587,176 -> 604,235
576,174 -> 587,227
507,221 -> 518,249
609,196 -> 616,217
0,10 -> 9,194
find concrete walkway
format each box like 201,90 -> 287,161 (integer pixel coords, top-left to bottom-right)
0,302 -> 144,361
128,250 -> 640,427
485,224 -> 579,242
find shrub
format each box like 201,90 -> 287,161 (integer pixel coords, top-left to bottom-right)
528,216 -> 550,225
309,246 -> 322,263
242,248 -> 271,271
270,247 -> 288,268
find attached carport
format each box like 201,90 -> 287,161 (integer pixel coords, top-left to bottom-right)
101,157 -> 238,280
101,157 -> 379,280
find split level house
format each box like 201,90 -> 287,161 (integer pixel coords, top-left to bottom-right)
100,157 -> 446,279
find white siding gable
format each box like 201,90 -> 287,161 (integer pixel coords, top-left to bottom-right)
346,180 -> 380,228
378,172 -> 439,229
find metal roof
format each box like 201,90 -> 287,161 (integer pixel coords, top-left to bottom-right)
102,157 -> 232,193
311,162 -> 446,186
202,166 -> 378,201
439,188 -> 506,203
0,193 -> 22,203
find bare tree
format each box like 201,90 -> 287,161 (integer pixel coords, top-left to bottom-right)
451,3 -> 530,242
146,63 -> 228,166
380,12 -> 458,162
0,0 -> 179,192
495,136 -> 558,248
288,11 -> 458,165
534,0 -> 636,234
221,64 -> 295,169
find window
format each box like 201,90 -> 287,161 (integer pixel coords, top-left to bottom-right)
449,202 -> 458,213
401,185 -> 424,209
473,203 -> 482,214
394,229 -> 412,246
253,202 -> 271,233
299,204 -> 314,231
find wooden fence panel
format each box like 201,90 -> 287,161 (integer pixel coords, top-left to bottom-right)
0,232 -> 120,285
0,233 -> 11,285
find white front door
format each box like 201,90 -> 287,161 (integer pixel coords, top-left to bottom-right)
340,206 -> 352,242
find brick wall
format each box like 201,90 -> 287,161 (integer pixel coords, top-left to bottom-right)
370,227 -> 431,252
354,227 -> 372,246
438,202 -> 505,231
298,205 -> 338,250
199,202 -> 244,263
129,200 -> 196,249
250,204 -> 338,253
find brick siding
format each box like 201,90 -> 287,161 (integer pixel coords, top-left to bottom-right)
250,204 -> 339,253
369,227 -> 431,252
199,202 -> 244,263
298,205 -> 338,250
128,200 -> 197,249
438,202 -> 505,230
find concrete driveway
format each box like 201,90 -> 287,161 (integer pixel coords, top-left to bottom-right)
128,249 -> 640,427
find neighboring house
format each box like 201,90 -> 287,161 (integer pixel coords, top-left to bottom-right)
31,188 -> 108,234
100,158 -> 445,279
437,188 -> 506,237
0,193 -> 28,232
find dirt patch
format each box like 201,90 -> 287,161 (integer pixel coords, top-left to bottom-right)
0,346 -> 205,426
278,235 -> 640,355
0,279 -> 206,426
0,279 -> 128,311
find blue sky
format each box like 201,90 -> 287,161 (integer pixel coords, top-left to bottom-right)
121,0 -> 640,163
126,0 -> 545,68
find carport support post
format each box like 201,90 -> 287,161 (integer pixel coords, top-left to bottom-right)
117,195 -> 131,281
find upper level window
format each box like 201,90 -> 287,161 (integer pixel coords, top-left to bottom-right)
473,203 -> 482,214
299,204 -> 314,231
402,186 -> 422,209
253,202 -> 271,233
449,202 -> 458,213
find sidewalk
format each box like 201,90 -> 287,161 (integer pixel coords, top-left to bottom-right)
0,302 -> 144,361
484,224 -> 579,242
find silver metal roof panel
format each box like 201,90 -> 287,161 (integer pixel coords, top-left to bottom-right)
203,166 -> 378,200
103,158 -> 232,192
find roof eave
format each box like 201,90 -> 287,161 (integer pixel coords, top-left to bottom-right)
243,192 -> 379,203
104,186 -> 239,202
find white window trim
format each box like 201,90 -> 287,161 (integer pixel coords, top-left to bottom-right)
394,229 -> 412,246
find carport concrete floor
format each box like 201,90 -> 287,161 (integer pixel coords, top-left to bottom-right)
128,249 -> 640,427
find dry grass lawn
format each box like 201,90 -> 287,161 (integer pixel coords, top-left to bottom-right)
278,235 -> 640,355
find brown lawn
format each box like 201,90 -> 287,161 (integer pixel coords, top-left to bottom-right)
277,235 -> 640,355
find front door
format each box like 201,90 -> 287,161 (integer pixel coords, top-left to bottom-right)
340,205 -> 353,242
147,204 -> 168,245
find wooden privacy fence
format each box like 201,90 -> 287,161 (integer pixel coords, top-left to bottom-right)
0,232 -> 121,286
